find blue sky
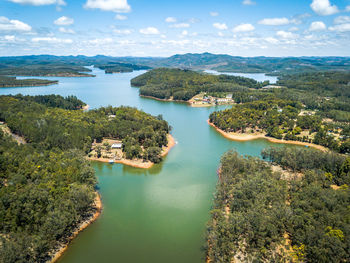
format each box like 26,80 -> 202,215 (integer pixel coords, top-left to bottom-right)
1,0 -> 350,57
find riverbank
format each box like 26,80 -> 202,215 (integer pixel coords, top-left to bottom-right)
88,134 -> 176,169
49,192 -> 102,263
207,120 -> 327,151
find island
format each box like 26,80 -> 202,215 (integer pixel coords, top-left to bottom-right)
130,68 -> 264,106
206,148 -> 349,262
94,62 -> 150,74
0,76 -> 58,88
0,94 -> 174,262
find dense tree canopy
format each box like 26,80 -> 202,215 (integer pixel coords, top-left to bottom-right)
207,150 -> 350,262
131,68 -> 262,101
0,95 -> 170,162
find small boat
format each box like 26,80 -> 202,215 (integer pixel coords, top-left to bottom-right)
108,159 -> 114,164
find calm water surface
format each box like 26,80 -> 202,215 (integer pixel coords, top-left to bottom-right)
205,69 -> 278,84
1,68 -> 290,263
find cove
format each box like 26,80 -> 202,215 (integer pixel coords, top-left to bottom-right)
0,68 -> 295,263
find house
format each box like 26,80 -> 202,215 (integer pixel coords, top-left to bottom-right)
108,114 -> 116,118
226,94 -> 233,99
111,142 -> 122,149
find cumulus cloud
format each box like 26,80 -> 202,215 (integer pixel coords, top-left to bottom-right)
165,17 -> 177,23
139,27 -> 160,35
309,21 -> 326,31
84,0 -> 130,13
0,16 -> 31,31
54,16 -> 74,26
233,23 -> 255,32
258,17 -> 290,26
213,23 -> 228,30
113,28 -> 132,34
289,26 -> 299,32
32,37 -> 72,43
4,35 -> 16,41
88,37 -> 113,44
264,37 -> 279,44
276,30 -> 296,39
59,27 -> 75,34
334,16 -> 350,24
329,23 -> 350,32
8,0 -> 65,5
310,0 -> 338,16
170,23 -> 190,28
242,0 -> 256,5
115,14 -> 127,20
210,12 -> 219,17
346,6 -> 350,12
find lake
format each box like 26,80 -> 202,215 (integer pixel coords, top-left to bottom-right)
1,68 -> 292,263
205,69 -> 278,84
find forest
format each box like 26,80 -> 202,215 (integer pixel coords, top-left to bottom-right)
0,123 -> 97,262
0,94 -> 172,262
130,68 -> 263,101
0,95 -> 170,162
94,62 -> 150,73
0,76 -> 58,88
207,149 -> 350,262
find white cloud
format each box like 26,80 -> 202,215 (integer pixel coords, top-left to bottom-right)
181,30 -> 188,36
59,27 -> 75,34
139,27 -> 160,35
276,30 -> 296,39
210,12 -> 219,17
218,31 -> 224,37
4,35 -> 15,41
213,23 -> 228,30
334,16 -> 350,24
170,23 -> 190,28
115,14 -> 127,20
32,37 -> 72,43
289,26 -> 299,32
329,23 -> 350,32
310,0 -> 338,16
54,16 -> 74,26
309,21 -> 326,31
113,28 -> 132,34
346,6 -> 350,12
264,37 -> 279,44
233,23 -> 255,32
88,38 -> 113,44
165,17 -> 177,23
258,17 -> 290,26
242,0 -> 255,5
0,16 -> 31,31
84,0 -> 130,13
8,0 -> 65,6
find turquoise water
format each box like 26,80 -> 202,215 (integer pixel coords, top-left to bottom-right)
1,68 -> 290,263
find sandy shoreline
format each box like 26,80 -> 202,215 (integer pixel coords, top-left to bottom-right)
207,120 -> 327,151
49,192 -> 102,263
88,134 -> 176,169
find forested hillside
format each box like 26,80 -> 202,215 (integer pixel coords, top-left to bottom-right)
0,94 -> 172,262
130,68 -> 262,101
0,95 -> 170,162
0,76 -> 58,88
207,149 -> 350,262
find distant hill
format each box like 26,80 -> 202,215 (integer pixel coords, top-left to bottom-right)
1,53 -> 350,76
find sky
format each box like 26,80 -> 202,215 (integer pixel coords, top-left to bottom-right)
1,0 -> 350,57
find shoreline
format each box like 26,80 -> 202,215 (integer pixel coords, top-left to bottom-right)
0,81 -> 58,88
140,94 -> 188,104
88,134 -> 176,169
207,120 -> 327,151
49,192 -> 102,263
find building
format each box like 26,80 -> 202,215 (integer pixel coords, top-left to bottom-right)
111,142 -> 122,149
226,94 -> 233,99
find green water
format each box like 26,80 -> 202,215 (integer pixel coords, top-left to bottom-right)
1,68 -> 293,263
